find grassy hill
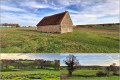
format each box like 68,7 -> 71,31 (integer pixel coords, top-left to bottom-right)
1,27 -> 119,53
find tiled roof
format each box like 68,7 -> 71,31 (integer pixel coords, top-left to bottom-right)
37,11 -> 68,26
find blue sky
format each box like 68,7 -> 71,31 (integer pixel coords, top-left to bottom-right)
60,53 -> 120,66
1,53 -> 60,61
1,0 -> 119,26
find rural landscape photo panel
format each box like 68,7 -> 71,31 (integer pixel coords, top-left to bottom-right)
0,0 -> 119,53
60,53 -> 120,80
0,53 -> 60,80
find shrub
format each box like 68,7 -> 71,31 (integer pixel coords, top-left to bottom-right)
113,71 -> 120,76
96,71 -> 107,77
36,66 -> 41,69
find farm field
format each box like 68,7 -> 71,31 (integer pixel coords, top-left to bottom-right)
60,70 -> 119,80
1,69 -> 60,80
1,27 -> 119,53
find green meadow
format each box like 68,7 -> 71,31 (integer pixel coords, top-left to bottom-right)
1,69 -> 60,80
0,60 -> 60,80
1,27 -> 119,53
60,70 -> 119,80
67,76 -> 119,80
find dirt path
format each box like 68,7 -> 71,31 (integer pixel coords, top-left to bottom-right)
74,27 -> 119,32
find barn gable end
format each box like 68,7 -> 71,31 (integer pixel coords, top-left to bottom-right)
60,11 -> 73,33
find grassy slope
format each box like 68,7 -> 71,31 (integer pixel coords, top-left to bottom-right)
61,70 -> 119,80
1,27 -> 119,53
1,69 -> 60,80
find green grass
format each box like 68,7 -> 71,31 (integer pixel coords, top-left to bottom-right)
67,76 -> 119,80
20,61 -> 33,64
1,27 -> 119,53
61,70 -> 103,75
60,70 -> 119,80
0,69 -> 60,80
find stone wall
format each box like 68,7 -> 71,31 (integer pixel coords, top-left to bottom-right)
37,25 -> 61,33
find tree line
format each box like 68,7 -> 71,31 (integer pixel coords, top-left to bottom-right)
1,59 -> 60,70
1,23 -> 20,28
76,23 -> 120,28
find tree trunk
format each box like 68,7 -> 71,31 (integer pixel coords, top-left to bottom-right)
69,71 -> 72,76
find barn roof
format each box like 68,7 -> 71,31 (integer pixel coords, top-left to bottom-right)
37,11 -> 68,26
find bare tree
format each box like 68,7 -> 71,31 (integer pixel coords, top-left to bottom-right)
63,54 -> 79,76
1,59 -> 11,69
54,60 -> 60,70
110,63 -> 118,72
112,63 -> 116,66
14,60 -> 23,69
105,63 -> 118,76
33,59 -> 45,69
43,60 -> 51,69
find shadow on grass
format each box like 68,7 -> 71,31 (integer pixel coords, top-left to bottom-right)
60,74 -> 96,80
1,69 -> 21,72
18,29 -> 61,34
1,68 -> 59,72
18,29 -> 38,33
72,74 -> 96,77
30,68 -> 59,71
104,37 -> 119,41
60,74 -> 97,80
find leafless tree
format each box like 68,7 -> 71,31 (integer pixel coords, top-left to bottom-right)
109,63 -> 118,72
54,60 -> 60,70
1,59 -> 11,69
14,60 -> 23,69
63,54 -> 79,76
105,63 -> 118,76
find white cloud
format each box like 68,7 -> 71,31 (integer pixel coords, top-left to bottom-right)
1,12 -> 41,26
69,0 -> 119,24
55,0 -> 81,7
87,1 -> 119,15
0,53 -> 30,60
18,0 -> 82,10
71,14 -> 97,25
20,1 -> 49,9
0,53 -> 60,61
1,5 -> 26,12
103,54 -> 120,66
1,0 -> 119,26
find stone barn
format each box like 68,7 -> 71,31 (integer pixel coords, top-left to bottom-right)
37,11 -> 73,33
